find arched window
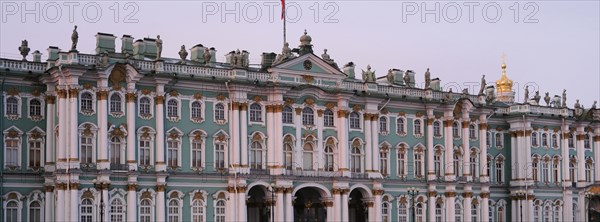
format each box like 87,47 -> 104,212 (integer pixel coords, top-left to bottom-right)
192,199 -> 205,222
139,135 -> 152,166
249,103 -> 262,122
414,150 -> 424,178
81,92 -> 94,113
452,122 -> 460,138
191,138 -> 203,169
398,202 -> 408,222
544,205 -> 551,222
585,134 -> 591,149
414,119 -> 422,135
349,112 -> 360,129
533,202 -> 541,222
495,157 -> 504,183
486,131 -> 492,147
191,101 -> 202,120
470,152 -> 479,178
140,199 -> 152,222
215,200 -> 226,222
29,201 -> 41,222
435,203 -> 443,222
284,142 -> 293,170
570,158 -> 577,182
455,203 -> 462,221
324,143 -> 335,172
542,158 -> 550,183
323,109 -> 334,127
497,205 -> 505,222
434,147 -> 443,178
532,156 -> 539,183
167,135 -> 181,168
110,198 -> 125,221
379,116 -> 388,133
397,117 -> 406,134
471,203 -> 479,222
586,159 -> 593,182
215,143 -> 225,169
28,136 -> 42,168
379,146 -> 389,176
110,137 -> 123,166
454,151 -> 462,176
302,107 -> 314,125
568,134 -> 575,148
303,143 -> 314,170
282,106 -> 293,124
167,99 -> 179,118
532,132 -> 538,147
551,134 -> 558,148
139,97 -> 151,117
487,155 -> 493,180
110,93 -> 123,113
553,206 -> 560,222
350,143 -> 362,173
542,133 -> 548,147
81,198 -> 94,222
553,158 -> 560,183
433,121 -> 441,137
214,103 -> 225,121
29,99 -> 41,117
469,124 -> 477,139
398,148 -> 407,178
382,201 -> 390,222
6,97 -> 19,115
416,203 -> 424,222
5,200 -> 19,222
168,199 -> 181,222
250,141 -> 263,169
495,133 -> 503,147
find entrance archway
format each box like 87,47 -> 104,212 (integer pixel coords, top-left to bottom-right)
294,187 -> 326,222
349,189 -> 368,222
247,185 -> 271,222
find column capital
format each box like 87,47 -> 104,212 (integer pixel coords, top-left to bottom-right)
444,119 -> 453,127
56,89 -> 68,98
156,184 -> 167,192
44,185 -> 55,192
462,121 -> 470,128
479,123 -> 488,130
365,201 -> 374,207
337,110 -> 349,118
323,201 -> 334,207
68,88 -> 80,98
127,183 -> 138,191
480,192 -> 490,198
317,109 -> 324,117
428,191 -> 437,197
444,191 -> 457,197
126,92 -> 137,102
96,90 -> 109,100
372,189 -> 384,196
594,135 -> 600,142
295,107 -> 303,115
155,95 -> 165,104
463,192 -> 473,198
45,95 -> 56,104
240,102 -> 248,111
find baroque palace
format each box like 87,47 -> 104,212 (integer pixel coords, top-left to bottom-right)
1,29 -> 599,222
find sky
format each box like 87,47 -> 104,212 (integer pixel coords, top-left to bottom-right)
1,0 -> 598,106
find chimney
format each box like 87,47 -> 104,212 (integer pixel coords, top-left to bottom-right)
142,37 -> 158,60
261,52 -> 276,70
190,44 -> 206,63
132,39 -> 146,60
95,32 -> 117,54
209,47 -> 217,63
406,70 -> 416,87
431,78 -> 441,91
343,62 -> 356,79
32,50 -> 42,62
46,46 -> 60,61
225,51 -> 235,64
121,35 -> 134,54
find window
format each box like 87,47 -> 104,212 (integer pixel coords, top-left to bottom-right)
414,119 -> 422,135
586,160 -> 593,182
398,202 -> 408,222
167,138 -> 180,168
324,142 -> 335,172
29,201 -> 41,222
349,112 -> 360,129
214,103 -> 225,121
303,143 -> 314,170
568,134 -> 575,148
398,148 -> 406,178
534,204 -> 541,222
382,201 -> 390,222
110,137 -> 123,166
433,121 -> 441,137
532,132 -> 538,147
250,141 -> 264,169
544,206 -> 551,222
215,200 -> 226,222
570,159 -> 577,182
81,136 -> 94,164
5,200 -> 19,222
191,101 -> 202,120
397,117 -> 406,134
495,157 -> 504,183
542,133 -> 548,147
553,206 -> 560,222
282,106 -> 293,124
249,103 -> 262,122
415,150 -> 423,178
470,153 -> 479,178
167,99 -> 179,118
434,149 -> 442,178
284,143 -> 293,170
585,134 -> 591,149
350,143 -> 362,173
29,99 -> 41,117
553,158 -> 560,183
215,143 -> 225,169
469,124 -> 477,139
324,109 -> 334,127
497,206 -> 505,222
379,116 -> 388,133
140,199 -> 152,222
542,159 -> 550,183
302,107 -> 314,125
495,133 -> 503,147
435,203 -> 443,222
110,198 -> 125,222
110,93 -> 123,114
455,203 -> 462,222
454,152 -> 462,176
81,198 -> 94,222
139,97 -> 151,117
379,146 -> 389,176
551,134 -> 558,148
192,200 -> 205,222
532,157 -> 539,182
191,139 -> 203,169
6,96 -> 19,116
168,200 -> 181,222
28,139 -> 42,168
452,122 -> 460,138
471,203 -> 479,222
486,131 -> 491,147
80,92 -> 94,114
487,155 -> 492,180
139,138 -> 152,166
416,203 -> 424,222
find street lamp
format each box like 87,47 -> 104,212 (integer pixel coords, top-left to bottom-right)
407,187 -> 420,222
269,183 -> 275,222
93,179 -> 110,222
514,190 -> 527,222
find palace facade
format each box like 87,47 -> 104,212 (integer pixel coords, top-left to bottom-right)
1,30 -> 599,222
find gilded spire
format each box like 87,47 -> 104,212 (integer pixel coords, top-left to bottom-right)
496,53 -> 513,93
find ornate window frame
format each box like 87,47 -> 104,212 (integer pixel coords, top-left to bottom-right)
213,130 -> 229,171
137,94 -> 155,120
3,192 -> 24,222
27,96 -> 45,121
379,115 -> 389,135
3,126 -> 23,169
108,125 -> 128,167
137,126 -> 156,168
108,189 -> 127,221
79,89 -> 96,116
79,123 -> 98,167
323,137 -> 338,172
397,143 -> 409,178
413,118 -> 424,138
396,115 -> 407,136
282,105 -> 294,125
212,191 -> 229,222
4,94 -> 22,120
323,108 -> 336,128
348,111 -> 362,131
433,120 -> 443,138
249,132 -> 267,170
189,129 -> 207,171
189,99 -> 205,123
26,127 -> 45,170
167,190 -> 184,222
189,190 -> 208,222
248,102 -> 265,124
532,131 -> 539,148
27,190 -> 44,222
469,123 -> 478,140
379,142 -> 391,176
495,132 -> 504,149
108,91 -> 125,118
212,101 -> 228,125
166,96 -> 182,122
166,127 -> 183,169
452,121 -> 461,139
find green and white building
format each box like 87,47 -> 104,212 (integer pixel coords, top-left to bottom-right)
1,30 -> 599,222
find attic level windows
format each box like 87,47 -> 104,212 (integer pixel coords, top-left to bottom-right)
249,103 -> 262,122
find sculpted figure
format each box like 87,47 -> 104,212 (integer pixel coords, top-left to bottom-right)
533,91 -> 541,104
18,40 -> 30,61
592,101 -> 597,109
155,35 -> 163,60
178,45 -> 188,64
361,65 -> 376,82
524,86 -> 529,103
274,42 -> 294,65
424,68 -> 431,89
242,50 -> 249,67
403,72 -> 410,86
574,99 -> 581,109
562,89 -> 567,107
71,25 -> 78,51
544,92 -> 551,106
479,75 -> 486,95
203,48 -> 211,64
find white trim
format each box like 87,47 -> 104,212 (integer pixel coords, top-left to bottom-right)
27,96 -> 45,121
248,101 -> 266,126
137,94 -> 155,120
189,99 -> 205,123
78,122 -> 98,165
166,96 -> 182,122
348,110 -> 363,132
167,190 -> 184,222
3,126 -> 23,168
108,91 -> 125,118
412,118 -> 424,138
189,129 -> 207,170
26,127 -> 45,170
189,190 -> 208,222
137,126 -> 156,167
79,89 -> 97,116
3,192 -> 24,222
212,101 -> 228,125
433,119 -> 443,138
166,127 -> 184,168
379,115 -> 390,135
4,94 -> 22,120
213,130 -> 230,170
26,190 -> 45,222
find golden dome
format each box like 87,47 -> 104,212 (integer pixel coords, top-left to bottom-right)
496,62 -> 513,93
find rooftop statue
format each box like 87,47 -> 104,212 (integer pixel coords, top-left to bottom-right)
478,75 -> 486,95
242,50 -> 249,67
523,86 -> 529,103
562,89 -> 567,108
544,92 -> 551,106
203,48 -> 211,64
444,88 -> 453,101
361,65 -> 376,83
322,49 -> 330,61
18,39 -> 30,61
178,45 -> 188,64
592,101 -> 597,109
424,68 -> 431,89
403,72 -> 410,86
485,86 -> 496,104
273,42 -> 294,65
97,50 -> 109,66
574,99 -> 581,109
71,25 -> 78,51
155,35 -> 163,60
533,91 -> 541,104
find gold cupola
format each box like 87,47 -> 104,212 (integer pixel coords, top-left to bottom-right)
495,61 -> 513,93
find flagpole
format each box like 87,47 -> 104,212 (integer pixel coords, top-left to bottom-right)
283,2 -> 286,44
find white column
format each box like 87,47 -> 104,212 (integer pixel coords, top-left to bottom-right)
275,189 -> 284,222
267,105 -> 275,172
317,110 -> 324,171
274,105 -> 283,174
444,112 -> 455,181
562,124 -> 571,187
337,108 -> 349,176
294,107 -> 302,170
127,184 -> 137,222
57,88 -> 67,168
445,188 -> 456,222
368,202 -> 375,222
364,113 -> 373,173
428,190 -> 435,222
576,127 -> 585,187
577,192 -> 585,222
102,186 -> 110,222
481,189 -> 490,222
240,103 -> 248,173
563,189 -> 573,222
373,190 -> 382,221
326,200 -> 334,221
511,199 -> 517,222
427,116 -> 435,181
341,190 -> 349,222
462,119 -> 471,181
69,87 -> 79,168
238,188 -> 247,222
45,94 -> 56,171
155,85 -> 166,172
285,188 -> 293,222
44,186 -> 54,222
156,185 -> 165,222
55,187 -> 64,221
479,115 -> 489,182
371,116 -> 380,176
230,102 -> 239,171
97,88 -> 109,170
126,86 -> 137,170
464,190 -> 472,222
595,128 -> 600,182
70,186 -> 78,221
333,189 -> 341,221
